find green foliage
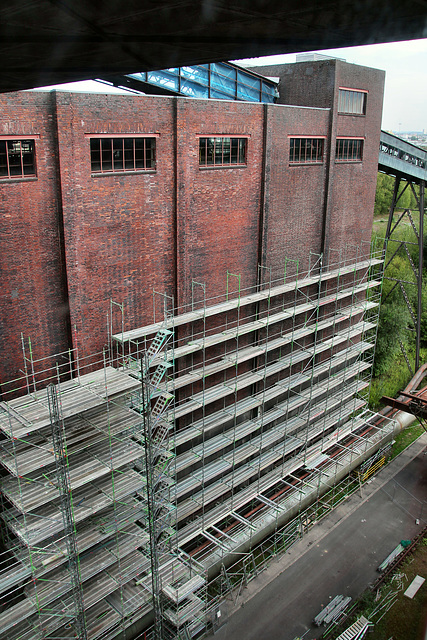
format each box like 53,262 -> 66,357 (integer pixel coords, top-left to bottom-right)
370,172 -> 427,411
371,190 -> 424,383
374,172 -> 420,218
373,303 -> 411,377
390,422 -> 425,458
374,173 -> 395,217
369,356 -> 413,409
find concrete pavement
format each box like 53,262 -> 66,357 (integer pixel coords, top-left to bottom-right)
206,432 -> 427,640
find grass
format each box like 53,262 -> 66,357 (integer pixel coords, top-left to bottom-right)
369,345 -> 427,411
365,542 -> 427,639
326,538 -> 427,640
390,423 -> 426,459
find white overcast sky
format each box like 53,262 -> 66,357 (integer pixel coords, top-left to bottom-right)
41,38 -> 427,133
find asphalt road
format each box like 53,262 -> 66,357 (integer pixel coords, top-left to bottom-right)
207,434 -> 427,640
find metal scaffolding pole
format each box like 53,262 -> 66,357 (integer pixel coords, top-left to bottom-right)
141,355 -> 164,640
46,383 -> 87,640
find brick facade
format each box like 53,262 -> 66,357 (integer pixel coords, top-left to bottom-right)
0,60 -> 385,389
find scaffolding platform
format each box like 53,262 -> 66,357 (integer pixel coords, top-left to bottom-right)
0,251 -> 389,639
113,258 -> 382,343
0,367 -> 140,438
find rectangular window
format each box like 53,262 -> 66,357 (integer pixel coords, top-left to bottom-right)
199,137 -> 247,167
338,89 -> 367,115
90,137 -> 156,173
289,138 -> 324,164
336,138 -> 364,162
0,139 -> 36,179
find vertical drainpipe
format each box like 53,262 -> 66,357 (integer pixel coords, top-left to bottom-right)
320,63 -> 340,265
250,103 -> 270,407
173,97 -> 179,309
316,69 -> 338,373
320,103 -> 336,264
257,103 -> 269,275
51,90 -> 74,354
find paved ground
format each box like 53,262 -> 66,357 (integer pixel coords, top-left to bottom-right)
206,433 -> 427,640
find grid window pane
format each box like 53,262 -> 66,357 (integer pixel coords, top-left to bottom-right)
101,139 -> 113,171
199,137 -> 247,167
124,138 -> 134,169
238,139 -> 246,164
338,89 -> 366,115
230,138 -> 239,164
222,138 -> 231,164
0,139 -> 36,179
145,139 -> 156,169
335,138 -> 363,162
90,139 -> 101,172
113,139 -> 124,171
0,141 -> 7,177
135,138 -> 146,169
289,138 -> 324,164
90,137 -> 156,173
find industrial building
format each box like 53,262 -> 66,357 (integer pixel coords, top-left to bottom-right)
0,58 -> 395,639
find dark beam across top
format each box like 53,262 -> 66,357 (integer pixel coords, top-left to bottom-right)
0,0 -> 426,93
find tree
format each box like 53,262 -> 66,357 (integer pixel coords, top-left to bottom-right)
374,302 -> 411,376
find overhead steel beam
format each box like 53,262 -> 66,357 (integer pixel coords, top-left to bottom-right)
0,0 -> 427,93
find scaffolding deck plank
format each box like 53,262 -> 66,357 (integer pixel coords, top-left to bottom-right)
164,300 -> 378,392
177,408 -> 381,548
0,403 -> 144,476
174,358 -> 370,475
1,439 -> 145,513
106,582 -> 152,617
152,299 -> 378,369
3,469 -> 145,545
7,505 -> 147,590
172,319 -> 373,423
113,259 -> 382,342
176,380 -> 367,523
6,599 -> 122,640
21,530 -> 143,610
0,367 -> 140,439
173,340 -> 372,449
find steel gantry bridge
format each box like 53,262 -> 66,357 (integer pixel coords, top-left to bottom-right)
379,131 -> 427,185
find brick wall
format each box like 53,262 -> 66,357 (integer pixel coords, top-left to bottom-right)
0,91 -> 70,389
55,92 -> 177,360
262,103 -> 330,279
328,62 -> 385,257
175,98 -> 264,305
0,61 -> 384,390
251,59 -> 385,265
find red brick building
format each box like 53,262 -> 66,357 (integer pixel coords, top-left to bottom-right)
0,59 -> 385,388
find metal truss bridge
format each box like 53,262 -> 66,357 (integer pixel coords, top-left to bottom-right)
379,131 -> 427,184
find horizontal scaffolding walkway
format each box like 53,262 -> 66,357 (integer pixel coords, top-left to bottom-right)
0,248 -> 395,639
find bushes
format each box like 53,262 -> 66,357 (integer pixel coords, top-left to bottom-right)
374,173 -> 420,218
373,303 -> 411,377
370,172 -> 425,408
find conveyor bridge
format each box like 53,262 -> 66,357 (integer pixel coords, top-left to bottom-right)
379,131 -> 427,184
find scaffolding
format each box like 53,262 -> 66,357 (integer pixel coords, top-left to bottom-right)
0,245 -> 396,639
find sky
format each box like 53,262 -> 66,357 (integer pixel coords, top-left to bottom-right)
236,38 -> 427,133
40,38 -> 427,134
